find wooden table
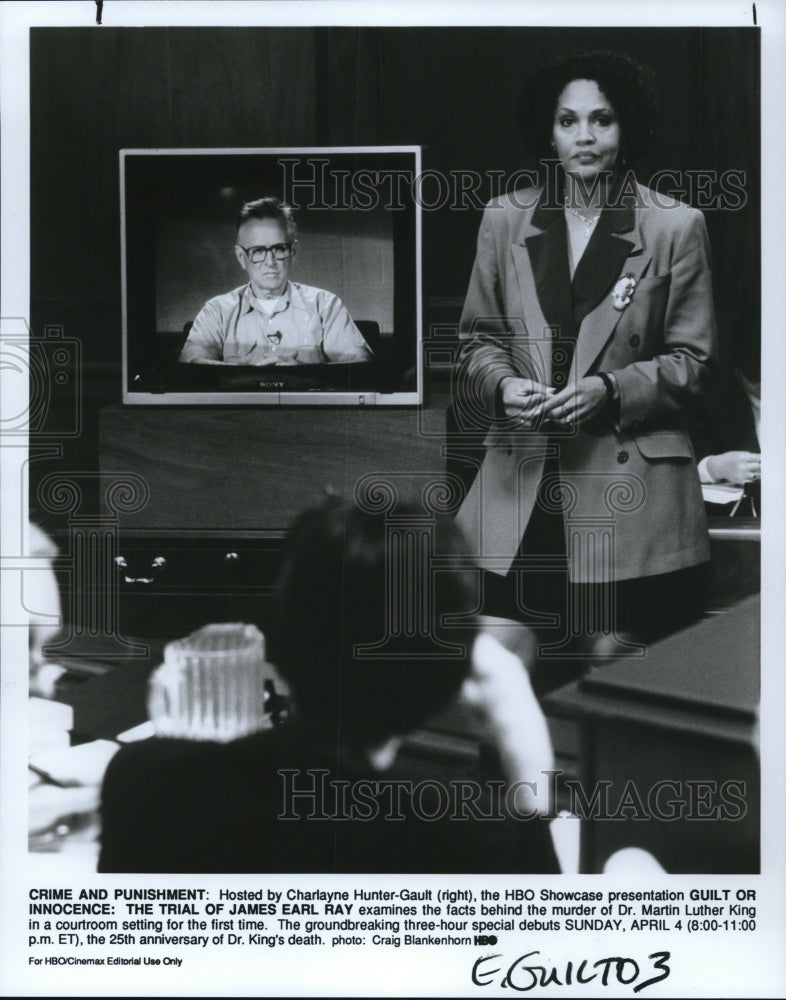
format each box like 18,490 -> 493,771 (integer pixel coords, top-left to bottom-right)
543,595 -> 760,874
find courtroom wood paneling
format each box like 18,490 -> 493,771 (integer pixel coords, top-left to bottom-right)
99,404 -> 450,531
544,596 -> 760,874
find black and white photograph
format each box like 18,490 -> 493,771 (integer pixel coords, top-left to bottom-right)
1,1 -> 784,996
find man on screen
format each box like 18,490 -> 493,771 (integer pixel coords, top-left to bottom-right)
179,197 -> 373,366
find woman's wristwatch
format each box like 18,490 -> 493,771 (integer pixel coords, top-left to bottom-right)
597,372 -> 620,420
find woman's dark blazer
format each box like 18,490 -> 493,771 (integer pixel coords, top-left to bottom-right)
455,182 -> 719,583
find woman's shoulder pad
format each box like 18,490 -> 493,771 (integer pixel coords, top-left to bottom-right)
484,187 -> 544,213
633,184 -> 704,218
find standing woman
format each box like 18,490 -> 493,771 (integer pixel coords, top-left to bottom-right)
454,51 -> 718,676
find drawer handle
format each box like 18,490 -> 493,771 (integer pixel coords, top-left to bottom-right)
114,554 -> 167,584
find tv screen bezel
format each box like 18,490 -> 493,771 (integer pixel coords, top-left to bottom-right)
120,145 -> 423,407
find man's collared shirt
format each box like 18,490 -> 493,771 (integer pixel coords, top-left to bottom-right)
179,281 -> 373,365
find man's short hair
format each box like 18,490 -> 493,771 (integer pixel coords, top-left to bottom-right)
237,197 -> 297,242
274,496 -> 479,744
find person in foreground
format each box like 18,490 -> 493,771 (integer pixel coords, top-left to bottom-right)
179,197 -> 372,366
454,50 -> 718,668
98,497 -> 559,873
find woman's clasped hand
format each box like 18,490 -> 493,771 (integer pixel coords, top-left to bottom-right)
500,374 -> 610,428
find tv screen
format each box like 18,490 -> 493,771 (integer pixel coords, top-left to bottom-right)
121,146 -> 422,405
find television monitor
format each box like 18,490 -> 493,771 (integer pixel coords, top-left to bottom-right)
120,146 -> 422,405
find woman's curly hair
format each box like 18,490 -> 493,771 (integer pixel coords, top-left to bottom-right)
518,50 -> 661,166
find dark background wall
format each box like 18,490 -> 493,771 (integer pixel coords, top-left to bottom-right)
29,26 -> 760,524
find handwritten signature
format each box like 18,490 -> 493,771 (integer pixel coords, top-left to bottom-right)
471,950 -> 671,993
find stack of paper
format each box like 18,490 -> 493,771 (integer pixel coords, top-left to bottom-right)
29,697 -> 73,756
